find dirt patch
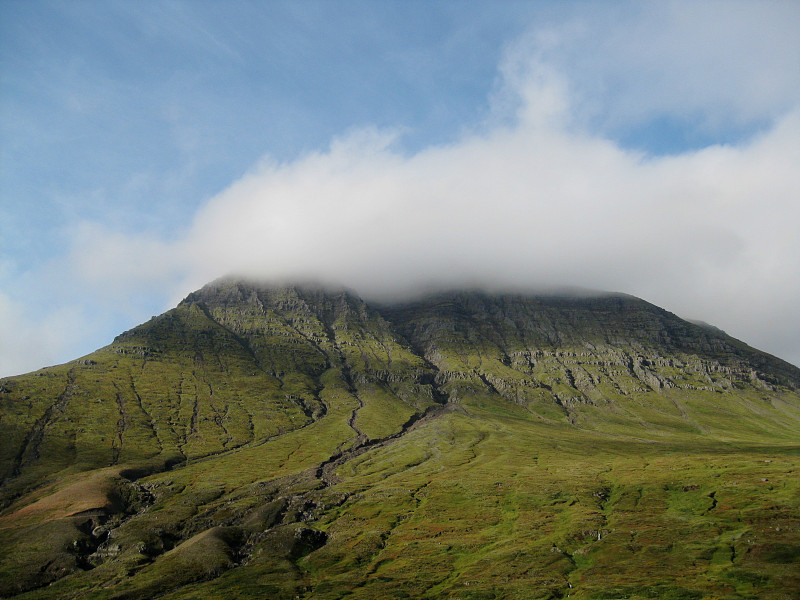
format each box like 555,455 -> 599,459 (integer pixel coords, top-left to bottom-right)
0,468 -> 120,527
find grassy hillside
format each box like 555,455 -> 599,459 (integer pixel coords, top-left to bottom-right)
1,280 -> 798,599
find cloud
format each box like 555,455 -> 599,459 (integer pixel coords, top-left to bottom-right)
63,91 -> 800,366
0,289 -> 94,376
510,1 -> 800,139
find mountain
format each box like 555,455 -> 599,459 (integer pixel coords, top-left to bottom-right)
1,279 -> 799,599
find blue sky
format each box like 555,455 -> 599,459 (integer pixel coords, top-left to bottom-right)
2,0 -> 800,376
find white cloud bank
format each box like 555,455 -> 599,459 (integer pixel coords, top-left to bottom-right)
2,1 -> 800,375
66,96 -> 800,367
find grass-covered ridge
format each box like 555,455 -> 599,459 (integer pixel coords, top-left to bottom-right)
1,279 -> 798,599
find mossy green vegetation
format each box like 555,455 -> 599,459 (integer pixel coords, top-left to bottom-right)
1,280 -> 799,599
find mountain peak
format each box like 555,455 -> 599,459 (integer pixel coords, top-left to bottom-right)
2,277 -> 799,598
180,276 -> 361,308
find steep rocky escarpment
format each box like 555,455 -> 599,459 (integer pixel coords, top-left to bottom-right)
378,290 -> 799,392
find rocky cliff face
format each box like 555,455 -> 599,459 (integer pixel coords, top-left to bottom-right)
1,279 -> 799,599
379,291 -> 798,416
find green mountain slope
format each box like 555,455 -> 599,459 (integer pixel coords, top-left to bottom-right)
1,279 -> 799,600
